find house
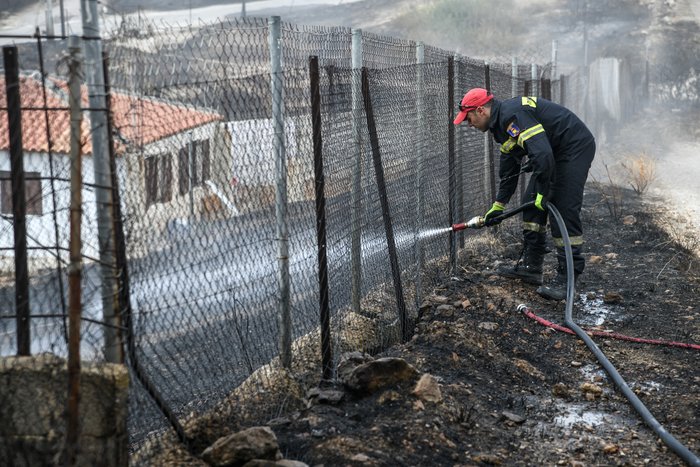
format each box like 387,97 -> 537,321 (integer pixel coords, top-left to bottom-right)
0,72 -> 230,268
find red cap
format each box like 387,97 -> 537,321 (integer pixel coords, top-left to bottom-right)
453,88 -> 493,125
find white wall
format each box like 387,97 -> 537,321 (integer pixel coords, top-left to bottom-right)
0,150 -> 104,267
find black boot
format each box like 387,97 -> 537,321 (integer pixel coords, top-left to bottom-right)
536,272 -> 573,300
499,240 -> 545,285
537,246 -> 583,300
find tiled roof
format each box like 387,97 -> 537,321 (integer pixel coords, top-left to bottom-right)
0,74 -> 222,156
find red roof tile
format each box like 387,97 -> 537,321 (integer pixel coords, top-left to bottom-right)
0,74 -> 222,156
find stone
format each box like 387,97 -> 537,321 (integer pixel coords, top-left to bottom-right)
337,352 -> 373,384
412,374 -> 443,403
478,322 -> 499,331
622,215 -> 636,225
552,382 -> 571,399
501,410 -> 526,424
377,390 -> 401,404
603,291 -> 623,304
308,389 -> 344,405
580,382 -> 603,397
343,357 -> 418,395
202,426 -> 280,467
435,304 -> 456,317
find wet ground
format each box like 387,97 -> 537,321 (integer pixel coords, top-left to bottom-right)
267,187 -> 699,466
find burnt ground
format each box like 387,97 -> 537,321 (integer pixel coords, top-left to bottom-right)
267,186 -> 700,467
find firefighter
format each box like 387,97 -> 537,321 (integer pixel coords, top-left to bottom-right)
453,88 -> 596,300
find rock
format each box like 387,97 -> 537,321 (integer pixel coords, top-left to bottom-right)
413,399 -> 425,411
202,426 -> 280,467
604,252 -> 618,260
603,292 -> 623,304
622,215 -> 636,225
586,291 -> 597,300
472,453 -> 502,465
552,382 -> 571,398
337,352 -> 373,384
514,359 -> 545,380
412,374 -> 443,403
580,382 -> 603,397
461,299 -> 472,308
602,443 -> 619,454
431,295 -> 450,304
314,389 -> 344,405
267,417 -> 292,427
589,255 -> 603,264
501,410 -> 526,424
343,357 -> 418,394
351,453 -> 371,462
435,304 -> 456,317
478,321 -> 499,331
243,460 -> 309,467
377,390 -> 401,404
570,361 -> 583,367
298,414 -> 323,428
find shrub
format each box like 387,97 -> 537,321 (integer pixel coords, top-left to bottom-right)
621,152 -> 656,195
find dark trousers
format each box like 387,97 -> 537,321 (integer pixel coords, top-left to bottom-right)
522,140 -> 596,274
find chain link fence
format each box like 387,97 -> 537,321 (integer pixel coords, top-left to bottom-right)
2,11 -> 696,464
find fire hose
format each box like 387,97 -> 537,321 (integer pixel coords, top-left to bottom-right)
519,307 -> 700,351
452,201 -> 700,466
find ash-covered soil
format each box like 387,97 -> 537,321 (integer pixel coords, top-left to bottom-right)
268,187 -> 699,466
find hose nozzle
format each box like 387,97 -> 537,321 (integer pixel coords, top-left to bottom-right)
452,216 -> 485,231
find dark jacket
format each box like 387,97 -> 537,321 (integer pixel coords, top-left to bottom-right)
488,97 -> 595,204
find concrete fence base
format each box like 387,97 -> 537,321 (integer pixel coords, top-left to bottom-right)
0,353 -> 129,466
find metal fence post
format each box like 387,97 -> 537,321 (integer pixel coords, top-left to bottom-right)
448,56 -> 456,274
511,56 -> 518,98
361,68 -> 409,342
269,15 -> 291,369
531,63 -> 539,96
3,46 -> 30,356
551,40 -> 559,100
414,42 -> 425,308
65,35 -> 83,466
350,28 -> 363,315
454,54 -> 464,249
80,0 -> 122,363
309,56 -> 333,381
484,62 -> 496,204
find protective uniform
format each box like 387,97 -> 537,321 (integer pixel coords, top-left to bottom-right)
489,96 -> 595,299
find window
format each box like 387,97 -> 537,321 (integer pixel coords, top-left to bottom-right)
144,154 -> 172,207
178,139 -> 210,196
0,170 -> 43,215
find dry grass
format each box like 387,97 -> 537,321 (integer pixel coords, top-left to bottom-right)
590,162 -> 625,221
621,152 -> 657,195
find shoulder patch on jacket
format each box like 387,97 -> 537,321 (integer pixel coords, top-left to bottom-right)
506,121 -> 520,137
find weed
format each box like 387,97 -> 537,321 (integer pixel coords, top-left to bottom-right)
589,162 -> 625,221
621,152 -> 656,195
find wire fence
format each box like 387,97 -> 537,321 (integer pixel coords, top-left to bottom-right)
1,13 -> 698,465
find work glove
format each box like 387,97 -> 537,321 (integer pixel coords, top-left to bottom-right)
535,193 -> 547,211
484,201 -> 505,222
